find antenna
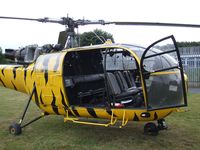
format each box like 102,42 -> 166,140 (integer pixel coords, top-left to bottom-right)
92,31 -> 105,44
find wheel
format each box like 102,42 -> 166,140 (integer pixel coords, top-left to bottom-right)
9,123 -> 22,135
144,122 -> 159,136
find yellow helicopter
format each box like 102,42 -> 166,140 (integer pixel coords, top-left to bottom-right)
0,16 -> 198,136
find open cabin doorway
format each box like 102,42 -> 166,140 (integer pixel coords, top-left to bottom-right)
63,48 -> 144,109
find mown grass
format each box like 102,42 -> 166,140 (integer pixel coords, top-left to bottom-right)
0,87 -> 200,150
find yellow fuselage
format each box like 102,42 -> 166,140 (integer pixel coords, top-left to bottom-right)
0,47 -> 181,123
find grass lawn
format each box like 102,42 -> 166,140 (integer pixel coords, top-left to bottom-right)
0,87 -> 200,150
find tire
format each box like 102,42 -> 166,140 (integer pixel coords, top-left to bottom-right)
144,122 -> 159,136
9,123 -> 22,135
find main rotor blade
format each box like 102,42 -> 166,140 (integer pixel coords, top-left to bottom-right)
109,21 -> 200,28
0,16 -> 42,21
0,16 -> 64,24
1,16 -> 200,28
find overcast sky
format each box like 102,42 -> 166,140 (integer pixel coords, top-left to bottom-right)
0,0 -> 200,50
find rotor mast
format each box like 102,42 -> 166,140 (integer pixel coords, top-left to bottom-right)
1,16 -> 109,48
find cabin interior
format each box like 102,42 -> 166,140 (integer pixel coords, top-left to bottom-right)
63,48 -> 144,108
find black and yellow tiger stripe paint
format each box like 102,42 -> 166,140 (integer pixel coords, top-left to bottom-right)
0,65 -> 27,93
69,106 -> 174,121
33,52 -> 70,115
0,52 -> 70,116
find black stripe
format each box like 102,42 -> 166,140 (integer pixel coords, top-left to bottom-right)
53,55 -> 60,72
34,87 -> 40,108
30,69 -> 34,76
0,77 -> 6,87
44,70 -> 48,85
11,81 -> 17,90
33,82 -> 35,89
72,109 -> 80,117
44,112 -> 50,115
13,67 -> 18,79
24,68 -> 27,85
106,110 -> 117,117
68,110 -> 74,116
40,91 -> 44,105
71,106 -> 80,117
154,112 -> 158,120
51,90 -> 59,115
133,113 -> 139,121
42,56 -> 51,84
87,108 -> 98,118
1,66 -> 6,76
60,89 -> 68,108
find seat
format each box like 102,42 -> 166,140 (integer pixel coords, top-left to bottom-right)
114,71 -> 139,93
106,73 -> 138,102
64,74 -> 105,102
123,71 -> 136,87
106,73 -> 121,96
123,71 -> 142,90
73,74 -> 104,83
114,71 -> 128,91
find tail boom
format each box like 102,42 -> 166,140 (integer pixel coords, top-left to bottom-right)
0,65 -> 27,93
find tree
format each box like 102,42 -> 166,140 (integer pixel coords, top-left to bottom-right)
177,41 -> 200,47
0,47 -> 7,64
79,29 -> 114,46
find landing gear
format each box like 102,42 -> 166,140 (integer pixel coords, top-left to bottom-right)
9,85 -> 47,135
9,123 -> 21,135
144,119 -> 168,136
144,122 -> 159,136
157,119 -> 168,130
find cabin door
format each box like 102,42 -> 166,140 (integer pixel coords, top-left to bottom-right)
140,35 -> 187,110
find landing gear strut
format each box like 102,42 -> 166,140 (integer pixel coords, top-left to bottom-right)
157,118 -> 168,130
9,86 -> 47,135
144,119 -> 168,136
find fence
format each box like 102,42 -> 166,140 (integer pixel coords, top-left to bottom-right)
179,47 -> 200,88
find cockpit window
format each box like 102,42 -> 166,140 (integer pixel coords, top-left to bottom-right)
126,45 -> 178,72
142,49 -> 178,72
125,45 -> 178,72
105,49 -> 137,70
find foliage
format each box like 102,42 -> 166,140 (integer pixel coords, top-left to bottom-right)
177,41 -> 200,47
0,47 -> 7,64
79,29 -> 114,46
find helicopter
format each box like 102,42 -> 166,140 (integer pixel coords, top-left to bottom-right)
0,16 -> 199,136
